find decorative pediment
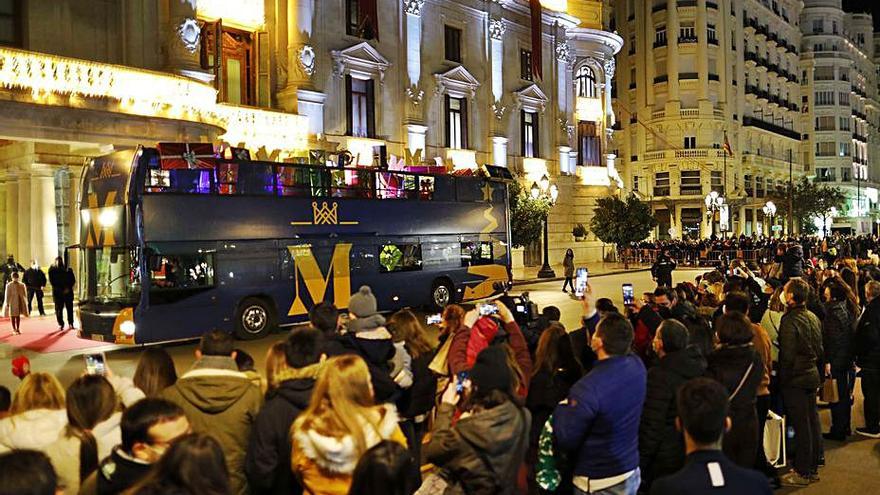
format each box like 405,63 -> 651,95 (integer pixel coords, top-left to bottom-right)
331,42 -> 391,81
434,66 -> 481,99
514,84 -> 549,113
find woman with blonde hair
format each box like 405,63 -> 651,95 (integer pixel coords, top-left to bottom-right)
265,341 -> 289,393
291,355 -> 407,495
0,372 -> 66,453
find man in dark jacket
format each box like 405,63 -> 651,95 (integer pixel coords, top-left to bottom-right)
0,255 -> 24,305
554,313 -> 646,494
246,327 -> 321,495
655,287 -> 714,359
652,251 -> 677,288
650,378 -> 772,495
47,256 -> 75,330
855,280 -> 880,438
780,244 -> 804,282
23,260 -> 47,316
639,319 -> 706,490
777,278 -> 824,487
80,398 -> 190,495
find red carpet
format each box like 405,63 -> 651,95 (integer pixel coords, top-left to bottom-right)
0,316 -> 113,353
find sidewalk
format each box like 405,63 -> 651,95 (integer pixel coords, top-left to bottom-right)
512,261 -> 651,285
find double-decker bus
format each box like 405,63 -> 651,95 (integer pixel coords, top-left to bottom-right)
76,145 -> 512,344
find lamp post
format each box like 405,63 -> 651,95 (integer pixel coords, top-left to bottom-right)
704,191 -> 724,239
762,201 -> 777,238
531,174 -> 559,278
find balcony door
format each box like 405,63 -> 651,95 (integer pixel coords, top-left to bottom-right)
202,21 -> 260,106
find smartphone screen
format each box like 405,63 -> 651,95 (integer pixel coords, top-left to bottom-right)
478,303 -> 498,316
575,268 -> 589,298
426,313 -> 442,325
456,371 -> 469,394
84,353 -> 106,375
622,284 -> 635,306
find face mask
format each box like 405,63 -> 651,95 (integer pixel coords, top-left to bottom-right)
658,306 -> 673,319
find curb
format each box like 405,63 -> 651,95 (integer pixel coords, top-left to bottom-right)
511,267 -> 652,286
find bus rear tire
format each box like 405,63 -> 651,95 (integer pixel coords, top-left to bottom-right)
235,297 -> 275,340
430,279 -> 454,311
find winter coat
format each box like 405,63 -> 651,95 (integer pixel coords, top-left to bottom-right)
0,408 -> 66,454
778,306 -> 824,390
563,255 -> 575,278
161,357 -> 263,495
855,296 -> 880,371
671,302 -> 714,360
449,319 -> 533,388
630,306 -> 663,363
48,412 -> 122,495
822,300 -> 855,371
246,369 -> 317,495
651,256 -> 677,284
322,328 -> 401,404
48,264 -> 76,296
650,450 -> 773,495
760,309 -> 782,363
639,346 -> 707,486
80,447 -> 152,495
569,312 -> 600,372
398,352 -> 438,420
23,267 -> 47,288
751,323 -> 772,396
781,245 -> 804,281
526,365 -> 582,453
3,280 -> 28,317
425,401 -> 531,495
706,345 -> 764,468
291,405 -> 406,495
553,355 -> 646,480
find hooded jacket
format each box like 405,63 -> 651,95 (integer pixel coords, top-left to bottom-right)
639,346 -> 707,486
48,412 -> 122,495
161,356 -> 263,495
246,367 -> 317,495
0,408 -> 67,454
425,401 -> 531,495
291,404 -> 406,495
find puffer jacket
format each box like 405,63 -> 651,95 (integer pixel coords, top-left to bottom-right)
639,345 -> 707,487
161,356 -> 263,495
856,296 -> 880,371
0,408 -> 67,454
323,325 -> 401,404
425,401 -> 531,495
781,244 -> 804,281
48,412 -> 122,495
778,306 -> 824,390
291,405 -> 406,495
822,300 -> 855,371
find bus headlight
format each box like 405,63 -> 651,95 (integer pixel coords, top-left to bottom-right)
119,320 -> 136,336
98,209 -> 119,227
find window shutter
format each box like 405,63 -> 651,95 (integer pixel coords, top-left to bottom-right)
444,95 -> 451,148
461,98 -> 469,149
520,111 -> 526,156
213,20 -> 224,101
345,75 -> 353,136
255,31 -> 271,107
534,113 -> 540,158
366,79 -> 376,138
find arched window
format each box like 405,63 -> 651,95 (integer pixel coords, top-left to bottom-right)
576,65 -> 597,98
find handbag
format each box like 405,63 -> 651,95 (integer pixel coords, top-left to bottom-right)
763,410 -> 787,468
428,337 -> 453,376
821,377 -> 839,404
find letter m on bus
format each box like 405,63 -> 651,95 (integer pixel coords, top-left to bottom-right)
287,243 -> 352,317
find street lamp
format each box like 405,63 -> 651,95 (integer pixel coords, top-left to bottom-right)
704,191 -> 724,238
762,201 -> 777,238
532,174 -> 558,278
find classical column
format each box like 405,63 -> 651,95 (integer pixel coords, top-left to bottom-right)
161,0 -> 209,82
492,137 -> 509,168
67,168 -> 81,275
404,0 -> 425,88
279,0 -> 317,112
666,0 -> 680,104
558,146 -> 572,175
5,172 -> 17,258
405,124 -> 428,158
489,18 -> 505,103
16,173 -> 30,262
30,168 -> 58,267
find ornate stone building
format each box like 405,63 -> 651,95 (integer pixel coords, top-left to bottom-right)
0,0 -> 621,273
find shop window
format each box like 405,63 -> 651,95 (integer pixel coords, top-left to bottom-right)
444,25 -> 462,63
379,243 -> 422,273
577,121 -> 601,166
460,241 -> 493,267
445,96 -> 468,149
520,49 -> 533,81
346,75 -> 375,138
0,0 -> 21,47
521,111 -> 539,158
201,23 -> 260,106
576,66 -> 597,98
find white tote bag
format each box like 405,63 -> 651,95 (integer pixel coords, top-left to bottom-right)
763,410 -> 787,468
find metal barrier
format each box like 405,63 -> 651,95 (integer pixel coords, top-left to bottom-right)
622,248 -> 770,268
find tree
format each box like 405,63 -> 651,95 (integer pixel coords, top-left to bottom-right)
769,178 -> 845,235
590,194 -> 657,268
508,180 -> 550,249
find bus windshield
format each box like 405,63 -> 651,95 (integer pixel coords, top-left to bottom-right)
80,246 -> 140,304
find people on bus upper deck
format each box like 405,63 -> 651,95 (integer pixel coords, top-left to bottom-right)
48,256 -> 76,331
160,330 -> 262,495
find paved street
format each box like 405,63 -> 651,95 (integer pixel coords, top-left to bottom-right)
1,267 -> 879,492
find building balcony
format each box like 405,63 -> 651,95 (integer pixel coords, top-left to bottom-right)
853,132 -> 868,142
216,103 -> 309,155
677,0 -> 697,7
742,116 -> 800,140
679,72 -> 699,80
654,74 -> 669,84
678,35 -> 698,44
708,73 -> 720,82
643,148 -> 728,162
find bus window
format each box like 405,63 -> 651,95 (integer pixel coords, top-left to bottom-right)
378,243 -> 422,273
278,166 -> 328,197
238,163 -> 275,195
376,172 -> 418,199
150,253 -> 215,290
146,168 -> 212,194
217,163 -> 238,194
419,176 -> 434,200
331,169 -> 375,199
432,176 -> 455,201
460,241 -> 493,267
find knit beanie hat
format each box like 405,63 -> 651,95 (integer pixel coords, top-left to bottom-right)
348,285 -> 378,318
468,346 -> 512,396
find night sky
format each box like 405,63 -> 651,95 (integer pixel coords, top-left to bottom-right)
842,0 -> 880,30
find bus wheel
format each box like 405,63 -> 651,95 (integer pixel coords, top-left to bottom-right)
235,297 -> 275,340
430,279 -> 454,310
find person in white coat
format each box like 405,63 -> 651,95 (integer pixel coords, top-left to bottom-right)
48,375 -> 122,495
0,372 -> 66,453
3,271 -> 29,334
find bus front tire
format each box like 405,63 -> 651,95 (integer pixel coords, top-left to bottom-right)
235,297 -> 276,340
430,279 -> 454,311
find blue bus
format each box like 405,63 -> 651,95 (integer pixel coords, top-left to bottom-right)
76,146 -> 512,344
